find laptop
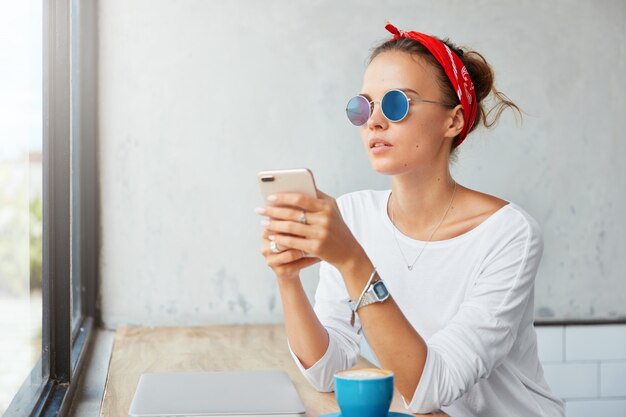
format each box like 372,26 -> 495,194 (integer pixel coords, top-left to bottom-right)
128,370 -> 306,417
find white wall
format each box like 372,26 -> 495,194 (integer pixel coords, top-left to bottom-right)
98,0 -> 626,327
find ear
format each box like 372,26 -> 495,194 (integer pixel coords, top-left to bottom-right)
443,104 -> 465,140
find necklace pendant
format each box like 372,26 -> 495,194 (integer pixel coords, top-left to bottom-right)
408,265 -> 413,271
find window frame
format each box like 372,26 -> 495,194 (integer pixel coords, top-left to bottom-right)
4,0 -> 99,415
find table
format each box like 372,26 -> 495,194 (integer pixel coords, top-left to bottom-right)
100,324 -> 446,416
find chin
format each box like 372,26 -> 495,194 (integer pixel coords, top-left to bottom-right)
368,158 -> 407,176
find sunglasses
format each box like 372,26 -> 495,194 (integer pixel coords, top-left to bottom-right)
345,89 -> 455,126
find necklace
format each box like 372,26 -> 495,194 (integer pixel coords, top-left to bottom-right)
390,180 -> 457,271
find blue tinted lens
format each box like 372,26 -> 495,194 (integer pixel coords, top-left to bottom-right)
346,95 -> 370,126
381,90 -> 409,122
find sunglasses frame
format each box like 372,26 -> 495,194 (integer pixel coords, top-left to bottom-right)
346,89 -> 456,126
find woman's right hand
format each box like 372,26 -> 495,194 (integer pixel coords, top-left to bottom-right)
259,229 -> 321,281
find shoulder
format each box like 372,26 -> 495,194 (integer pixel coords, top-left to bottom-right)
454,186 -> 543,246
505,202 -> 544,248
474,191 -> 544,259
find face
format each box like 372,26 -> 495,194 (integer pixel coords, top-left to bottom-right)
358,50 -> 464,175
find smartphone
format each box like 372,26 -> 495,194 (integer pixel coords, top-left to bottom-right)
256,168 -> 318,201
257,168 -> 318,258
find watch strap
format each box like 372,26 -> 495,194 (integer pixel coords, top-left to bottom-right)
350,287 -> 378,310
357,280 -> 389,310
358,290 -> 379,309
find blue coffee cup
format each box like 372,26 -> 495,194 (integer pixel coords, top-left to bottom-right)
334,368 -> 394,417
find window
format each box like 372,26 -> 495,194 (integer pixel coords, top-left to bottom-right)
0,0 -> 44,413
2,0 -> 98,415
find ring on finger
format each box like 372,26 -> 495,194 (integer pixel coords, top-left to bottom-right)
299,210 -> 307,225
270,240 -> 282,254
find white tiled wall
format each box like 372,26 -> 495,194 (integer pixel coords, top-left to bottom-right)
359,324 -> 626,416
537,324 -> 626,417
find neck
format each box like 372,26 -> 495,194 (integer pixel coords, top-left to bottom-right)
389,166 -> 457,234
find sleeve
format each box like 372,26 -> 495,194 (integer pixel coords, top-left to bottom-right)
404,214 -> 544,413
288,260 -> 363,392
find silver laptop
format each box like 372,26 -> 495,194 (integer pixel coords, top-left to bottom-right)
128,370 -> 306,417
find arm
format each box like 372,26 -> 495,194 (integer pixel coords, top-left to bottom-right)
260,192 -> 428,400
398,219 -> 542,412
257,235 -> 335,375
261,192 -> 542,413
276,276 -> 329,369
258,206 -> 361,391
338,216 -> 542,412
338,252 -> 428,404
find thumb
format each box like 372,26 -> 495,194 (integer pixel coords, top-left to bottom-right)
315,189 -> 333,201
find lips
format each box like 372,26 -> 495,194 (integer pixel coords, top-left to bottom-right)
369,138 -> 392,148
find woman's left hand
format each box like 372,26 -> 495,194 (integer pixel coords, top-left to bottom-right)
256,189 -> 365,271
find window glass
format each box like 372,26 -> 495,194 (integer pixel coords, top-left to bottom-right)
0,0 -> 43,412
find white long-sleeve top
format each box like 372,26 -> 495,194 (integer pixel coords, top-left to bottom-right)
288,189 -> 564,417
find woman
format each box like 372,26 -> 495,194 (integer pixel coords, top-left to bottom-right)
255,23 -> 564,417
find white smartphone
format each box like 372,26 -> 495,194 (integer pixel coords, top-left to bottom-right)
257,168 -> 318,258
256,168 -> 318,201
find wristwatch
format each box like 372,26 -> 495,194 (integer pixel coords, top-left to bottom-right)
356,280 -> 390,310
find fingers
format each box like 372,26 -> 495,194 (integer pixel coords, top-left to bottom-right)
266,192 -> 328,212
263,218 -> 320,239
264,248 -> 307,267
268,233 -> 309,255
261,229 -> 274,240
259,233 -> 322,279
256,205 -> 313,224
257,191 -> 334,261
260,235 -> 292,257
260,233 -> 310,258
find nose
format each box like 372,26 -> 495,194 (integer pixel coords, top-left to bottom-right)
366,101 -> 389,130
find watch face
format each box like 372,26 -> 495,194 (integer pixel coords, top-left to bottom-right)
373,281 -> 389,299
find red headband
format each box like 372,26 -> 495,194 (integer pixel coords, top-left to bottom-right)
385,23 -> 477,147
